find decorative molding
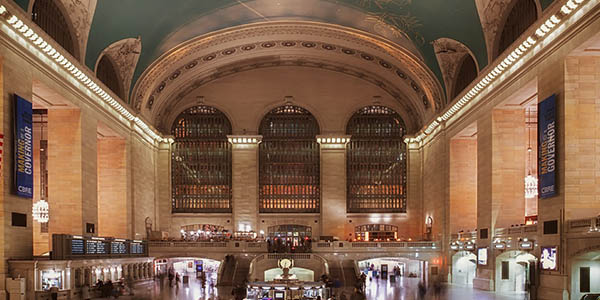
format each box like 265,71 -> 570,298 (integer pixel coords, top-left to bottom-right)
96,37 -> 142,103
58,0 -> 96,62
131,21 -> 444,124
317,135 -> 351,144
432,38 -> 479,105
153,57 -> 423,134
475,0 -> 542,63
227,135 -> 262,144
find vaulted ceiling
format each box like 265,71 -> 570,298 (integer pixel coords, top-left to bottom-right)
11,0 -> 557,132
14,0 -> 555,86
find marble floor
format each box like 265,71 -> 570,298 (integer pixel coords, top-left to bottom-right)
114,276 -> 528,300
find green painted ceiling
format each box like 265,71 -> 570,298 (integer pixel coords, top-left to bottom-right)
13,0 -> 557,98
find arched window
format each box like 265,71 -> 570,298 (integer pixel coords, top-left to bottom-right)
259,105 -> 320,213
171,106 -> 232,213
346,106 -> 406,213
452,55 -> 478,99
32,0 -> 78,59
496,0 -> 538,58
96,55 -> 123,99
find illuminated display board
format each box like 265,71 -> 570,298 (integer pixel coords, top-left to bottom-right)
111,241 -> 128,254
52,234 -> 148,260
477,248 -> 488,265
541,246 -> 558,271
71,239 -> 84,255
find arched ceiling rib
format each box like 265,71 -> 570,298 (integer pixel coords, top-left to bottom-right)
131,21 -> 445,133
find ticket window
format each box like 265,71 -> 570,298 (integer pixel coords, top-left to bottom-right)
40,270 -> 63,291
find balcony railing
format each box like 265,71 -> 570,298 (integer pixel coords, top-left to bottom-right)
148,240 -> 440,254
568,216 -> 600,233
494,224 -> 538,236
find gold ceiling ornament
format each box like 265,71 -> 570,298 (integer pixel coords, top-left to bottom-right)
358,0 -> 412,9
365,12 -> 423,44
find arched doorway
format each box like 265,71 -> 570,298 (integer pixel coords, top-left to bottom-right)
570,249 -> 600,300
264,267 -> 315,281
452,251 -> 476,286
495,251 -> 537,293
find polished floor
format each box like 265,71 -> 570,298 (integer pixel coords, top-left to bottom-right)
105,275 -> 528,300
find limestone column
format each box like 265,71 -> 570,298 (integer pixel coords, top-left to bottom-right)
156,140 -> 171,234
475,108 -> 526,291
318,135 -> 349,239
97,138 -> 127,238
229,135 -> 261,232
535,56 -> 566,300
48,109 -> 98,238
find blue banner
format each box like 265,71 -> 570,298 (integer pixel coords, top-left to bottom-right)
538,94 -> 556,198
14,95 -> 33,198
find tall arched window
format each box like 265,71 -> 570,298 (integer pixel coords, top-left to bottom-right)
259,105 -> 320,213
496,0 -> 538,58
97,55 -> 123,99
171,106 -> 232,213
346,106 -> 406,213
452,55 -> 478,99
32,0 -> 78,60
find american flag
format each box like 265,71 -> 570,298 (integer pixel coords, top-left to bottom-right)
0,133 -> 3,176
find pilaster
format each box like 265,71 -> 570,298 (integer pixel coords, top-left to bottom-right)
318,135 -> 350,238
229,135 -> 261,232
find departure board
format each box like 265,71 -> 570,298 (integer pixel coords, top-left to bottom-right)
71,239 -> 84,255
52,234 -> 148,260
111,241 -> 128,254
86,240 -> 109,254
130,242 -> 144,254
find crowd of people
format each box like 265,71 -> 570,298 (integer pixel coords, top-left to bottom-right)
267,237 -> 313,253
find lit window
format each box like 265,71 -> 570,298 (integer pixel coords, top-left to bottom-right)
171,106 -> 232,213
346,106 -> 407,213
259,105 -> 320,213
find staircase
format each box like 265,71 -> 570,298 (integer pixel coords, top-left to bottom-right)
328,260 -> 344,285
342,260 -> 358,287
232,256 -> 251,285
218,256 -> 236,286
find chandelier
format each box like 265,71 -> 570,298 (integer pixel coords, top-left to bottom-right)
525,175 -> 538,199
32,200 -> 49,223
524,107 -> 538,199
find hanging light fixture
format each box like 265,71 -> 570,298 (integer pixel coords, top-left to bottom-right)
32,199 -> 49,223
525,107 -> 538,199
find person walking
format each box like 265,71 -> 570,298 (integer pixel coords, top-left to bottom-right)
418,281 -> 427,300
168,271 -> 174,287
175,272 -> 181,287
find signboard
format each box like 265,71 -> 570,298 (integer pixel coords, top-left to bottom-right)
130,242 -> 144,254
53,234 -> 148,260
14,95 -> 33,198
71,239 -> 84,255
541,246 -> 558,271
538,94 -> 557,198
477,247 -> 488,265
86,240 -> 109,255
111,241 -> 128,254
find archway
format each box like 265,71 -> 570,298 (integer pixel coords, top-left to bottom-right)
495,251 -> 537,293
451,251 -> 476,286
570,249 -> 600,300
264,267 -> 315,282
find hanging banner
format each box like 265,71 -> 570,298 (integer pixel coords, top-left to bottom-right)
14,94 -> 33,198
538,94 -> 556,199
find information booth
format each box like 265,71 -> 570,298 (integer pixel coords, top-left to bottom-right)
246,281 -> 327,300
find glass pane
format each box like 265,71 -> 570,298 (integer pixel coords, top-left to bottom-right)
346,106 -> 407,213
171,106 -> 232,213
